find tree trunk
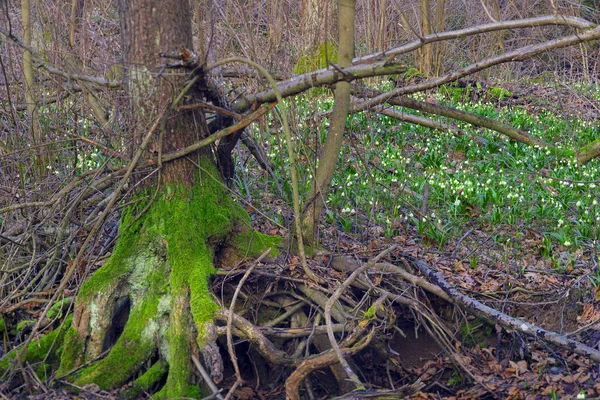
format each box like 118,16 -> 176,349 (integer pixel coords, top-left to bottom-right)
302,0 -> 355,243
302,0 -> 335,50
56,0 -> 278,397
21,0 -> 46,176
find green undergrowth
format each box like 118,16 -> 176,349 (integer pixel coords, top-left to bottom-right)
293,41 -> 338,74
242,81 -> 600,269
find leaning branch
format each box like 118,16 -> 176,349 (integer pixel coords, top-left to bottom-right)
355,15 -> 595,64
232,62 -> 407,112
0,26 -> 121,88
159,102 -> 276,164
351,25 -> 600,113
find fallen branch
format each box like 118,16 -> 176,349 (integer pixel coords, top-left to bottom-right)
285,328 -> 375,400
354,90 -> 554,150
408,254 -> 600,362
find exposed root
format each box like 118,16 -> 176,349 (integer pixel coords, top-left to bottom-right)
4,228 -> 600,398
207,247 -> 600,399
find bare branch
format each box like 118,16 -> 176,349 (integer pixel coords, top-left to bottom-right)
355,15 -> 595,64
232,62 -> 407,112
351,25 -> 600,113
0,26 -> 121,88
352,86 -> 554,149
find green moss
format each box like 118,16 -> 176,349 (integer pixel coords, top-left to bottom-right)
77,206 -> 143,302
73,295 -> 159,388
134,360 -> 167,391
57,325 -> 83,375
231,229 -> 280,259
403,66 -> 424,81
61,156 -> 277,396
293,41 -> 338,74
488,87 -> 511,100
156,297 -> 200,400
0,315 -> 73,376
16,320 -> 34,333
441,84 -> 470,103
119,361 -> 167,400
0,316 -> 5,332
47,298 -> 72,320
73,261 -> 167,389
458,319 -> 493,348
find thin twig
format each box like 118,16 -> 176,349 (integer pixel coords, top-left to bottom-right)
225,249 -> 271,389
324,245 -> 398,390
191,355 -> 225,400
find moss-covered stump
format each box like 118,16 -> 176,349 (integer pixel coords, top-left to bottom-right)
58,165 -> 279,398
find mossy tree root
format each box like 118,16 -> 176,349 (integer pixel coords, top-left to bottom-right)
58,166 -> 280,398
0,315 -> 73,381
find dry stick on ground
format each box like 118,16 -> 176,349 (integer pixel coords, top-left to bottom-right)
408,254 -> 600,362
224,248 -> 271,400
285,328 -> 375,400
324,245 -> 398,391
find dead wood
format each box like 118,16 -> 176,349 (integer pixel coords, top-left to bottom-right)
407,254 -> 600,362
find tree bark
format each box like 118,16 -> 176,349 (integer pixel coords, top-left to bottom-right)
302,0 -> 355,243
21,0 -> 46,175
56,1 -> 279,397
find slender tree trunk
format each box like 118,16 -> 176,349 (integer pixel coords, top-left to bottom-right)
21,0 -> 45,175
302,0 -> 335,50
302,0 -> 355,243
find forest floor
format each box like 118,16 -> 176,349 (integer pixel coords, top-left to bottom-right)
2,80 -> 600,399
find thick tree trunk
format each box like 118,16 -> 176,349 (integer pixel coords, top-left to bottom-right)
58,159 -> 278,397
55,0 -> 279,397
